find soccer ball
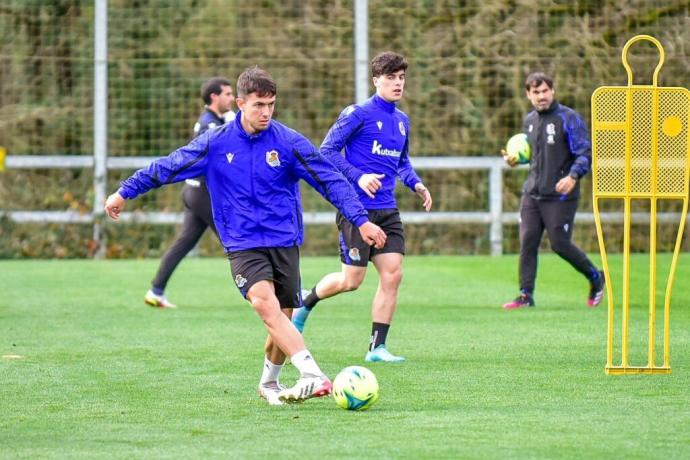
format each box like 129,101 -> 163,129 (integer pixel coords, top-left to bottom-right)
332,366 -> 379,411
505,133 -> 531,164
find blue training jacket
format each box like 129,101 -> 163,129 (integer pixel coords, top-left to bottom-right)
320,94 -> 422,210
118,115 -> 370,252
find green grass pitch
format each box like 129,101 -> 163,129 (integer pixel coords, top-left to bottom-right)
2,255 -> 690,459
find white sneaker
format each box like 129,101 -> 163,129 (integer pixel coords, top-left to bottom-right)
258,381 -> 286,406
278,374 -> 332,403
144,290 -> 177,309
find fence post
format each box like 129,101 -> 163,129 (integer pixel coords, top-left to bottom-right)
489,163 -> 503,255
93,0 -> 108,258
354,0 -> 368,104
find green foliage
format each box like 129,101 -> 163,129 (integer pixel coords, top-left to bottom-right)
1,1 -> 689,257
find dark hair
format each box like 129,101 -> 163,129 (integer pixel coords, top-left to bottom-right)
371,51 -> 408,78
201,77 -> 232,105
525,72 -> 554,91
236,66 -> 277,98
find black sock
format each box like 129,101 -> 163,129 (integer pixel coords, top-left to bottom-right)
303,287 -> 320,310
369,322 -> 390,351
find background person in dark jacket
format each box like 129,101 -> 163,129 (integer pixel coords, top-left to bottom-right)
502,72 -> 604,309
145,77 -> 235,309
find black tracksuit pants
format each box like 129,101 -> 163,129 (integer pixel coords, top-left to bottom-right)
151,183 -> 217,291
519,194 -> 596,293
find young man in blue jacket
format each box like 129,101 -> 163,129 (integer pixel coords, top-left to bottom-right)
502,72 -> 604,309
293,51 -> 432,363
104,66 -> 387,405
144,77 -> 235,309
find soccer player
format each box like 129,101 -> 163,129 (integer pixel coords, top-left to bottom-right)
293,51 -> 432,363
502,72 -> 604,309
104,66 -> 387,405
144,77 -> 235,309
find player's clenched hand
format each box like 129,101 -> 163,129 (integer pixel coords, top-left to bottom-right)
104,192 -> 126,220
357,173 -> 385,199
555,176 -> 577,195
358,221 -> 387,249
414,182 -> 432,212
501,149 -> 518,168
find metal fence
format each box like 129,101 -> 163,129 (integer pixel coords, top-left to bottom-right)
1,0 -> 688,258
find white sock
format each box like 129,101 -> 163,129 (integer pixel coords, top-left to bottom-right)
260,356 -> 283,385
291,349 -> 323,377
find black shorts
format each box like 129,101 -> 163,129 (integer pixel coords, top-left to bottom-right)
337,208 -> 405,267
226,246 -> 301,309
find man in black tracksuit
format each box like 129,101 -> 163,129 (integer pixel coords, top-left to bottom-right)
502,72 -> 604,309
144,77 -> 235,308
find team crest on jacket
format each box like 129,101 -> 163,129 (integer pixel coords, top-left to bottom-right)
546,123 -> 556,144
266,150 -> 281,167
398,121 -> 406,136
235,274 -> 247,288
226,152 -> 235,164
348,247 -> 361,261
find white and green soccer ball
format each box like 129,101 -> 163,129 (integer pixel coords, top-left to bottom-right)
332,366 -> 379,411
505,132 -> 531,164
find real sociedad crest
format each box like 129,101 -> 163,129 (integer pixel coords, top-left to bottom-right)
349,247 -> 361,261
226,152 -> 234,164
398,121 -> 406,136
235,274 -> 247,288
266,150 -> 281,167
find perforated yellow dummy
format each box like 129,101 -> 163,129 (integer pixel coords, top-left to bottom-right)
591,35 -> 690,374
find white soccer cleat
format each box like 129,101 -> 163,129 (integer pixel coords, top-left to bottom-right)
258,381 -> 286,406
144,290 -> 177,309
278,374 -> 332,403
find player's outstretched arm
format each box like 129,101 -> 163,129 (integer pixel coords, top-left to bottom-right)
414,182 -> 433,212
104,192 -> 126,220
358,221 -> 387,249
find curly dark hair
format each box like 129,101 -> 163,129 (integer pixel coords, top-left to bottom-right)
371,51 -> 408,78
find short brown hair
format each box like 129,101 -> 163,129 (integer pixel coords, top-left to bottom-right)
525,72 -> 554,91
236,66 -> 277,98
371,51 -> 408,78
201,77 -> 232,105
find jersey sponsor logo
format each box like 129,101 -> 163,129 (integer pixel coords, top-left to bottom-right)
226,152 -> 235,164
398,121 -> 406,136
349,247 -> 361,261
235,274 -> 247,288
266,150 -> 281,167
371,140 -> 402,157
376,121 -> 383,130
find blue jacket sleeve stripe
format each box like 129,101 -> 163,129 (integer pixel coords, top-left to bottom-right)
560,111 -> 592,178
293,145 -> 368,228
293,146 -> 333,203
320,108 -> 366,184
